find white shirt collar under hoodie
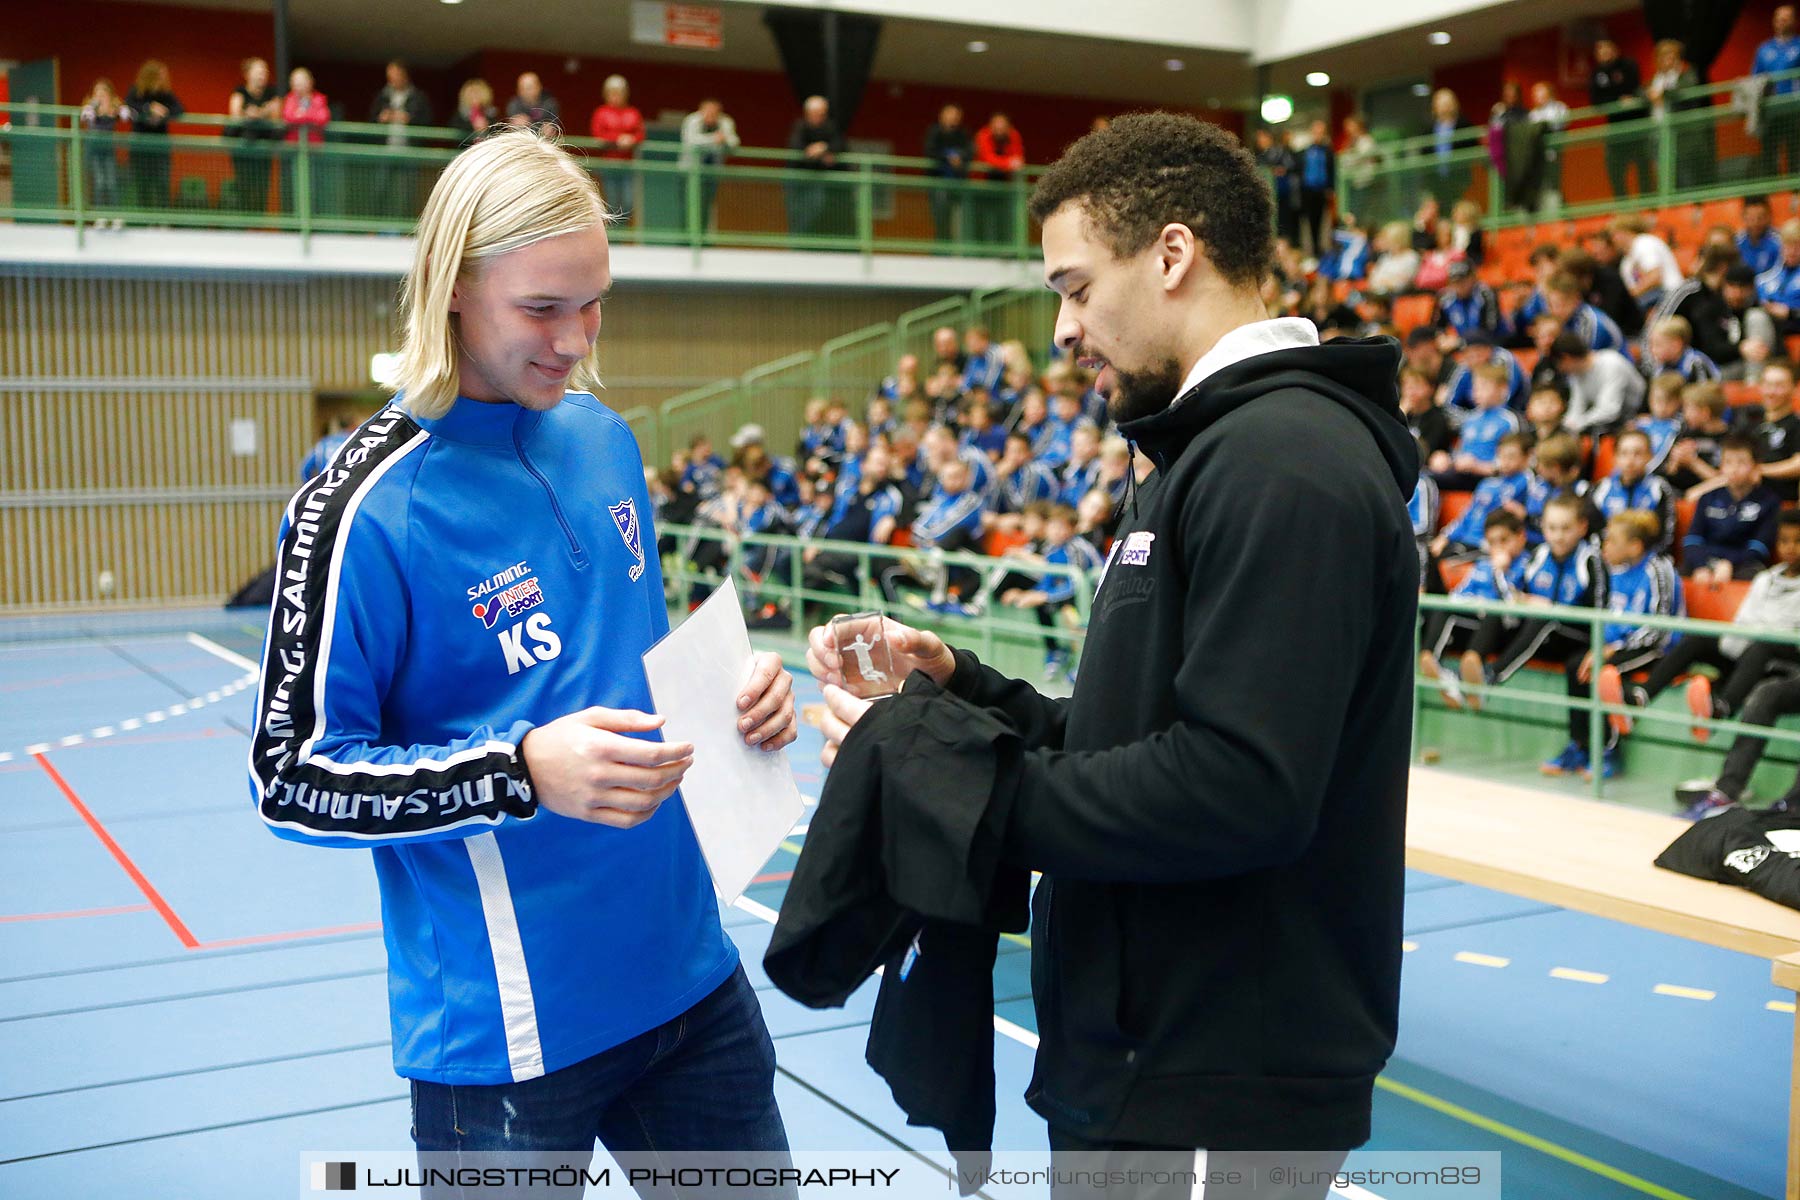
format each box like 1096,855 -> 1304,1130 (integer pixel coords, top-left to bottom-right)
1170,317 -> 1320,408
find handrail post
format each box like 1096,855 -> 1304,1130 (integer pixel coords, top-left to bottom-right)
297,134 -> 312,252
70,118 -> 87,250
857,158 -> 874,258
1012,172 -> 1029,260
1656,115 -> 1674,202
686,162 -> 703,256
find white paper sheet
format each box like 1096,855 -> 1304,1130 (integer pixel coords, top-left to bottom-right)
642,578 -> 806,904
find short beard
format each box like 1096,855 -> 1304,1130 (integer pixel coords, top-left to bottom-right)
1106,357 -> 1187,426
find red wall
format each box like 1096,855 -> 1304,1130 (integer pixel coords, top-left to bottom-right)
1,0 -> 1237,156
1431,0 -> 1788,118
1,0 -> 272,111
465,48 -> 1238,158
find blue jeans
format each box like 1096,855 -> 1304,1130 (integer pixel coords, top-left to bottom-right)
410,965 -> 793,1198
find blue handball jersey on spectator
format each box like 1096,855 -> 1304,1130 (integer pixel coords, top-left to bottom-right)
247,394 -> 735,1086
1455,405 -> 1522,463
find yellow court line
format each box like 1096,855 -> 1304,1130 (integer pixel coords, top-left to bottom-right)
1401,940 -> 1419,952
1550,967 -> 1610,985
1769,1000 -> 1798,1014
1653,984 -> 1716,1002
1454,951 -> 1511,968
1375,1076 -> 1696,1200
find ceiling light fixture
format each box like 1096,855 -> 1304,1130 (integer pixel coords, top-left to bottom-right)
967,40 -> 989,53
1166,58 -> 1186,71
1411,82 -> 1432,97
1306,71 -> 1331,87
1428,31 -> 1452,45
1260,94 -> 1294,124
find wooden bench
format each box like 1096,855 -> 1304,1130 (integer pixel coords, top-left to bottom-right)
1406,766 -> 1800,1197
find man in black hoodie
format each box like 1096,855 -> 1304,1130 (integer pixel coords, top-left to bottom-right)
802,113 -> 1418,1196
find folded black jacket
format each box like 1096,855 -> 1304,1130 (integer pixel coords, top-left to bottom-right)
1655,803 -> 1800,911
764,680 -> 1029,1176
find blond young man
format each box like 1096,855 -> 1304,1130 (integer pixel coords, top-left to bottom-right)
248,130 -> 796,1193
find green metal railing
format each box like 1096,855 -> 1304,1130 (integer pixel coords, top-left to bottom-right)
1337,66 -> 1800,230
646,283 -> 1053,467
0,102 -> 1045,259
659,522 -> 1094,671
1416,592 -> 1800,802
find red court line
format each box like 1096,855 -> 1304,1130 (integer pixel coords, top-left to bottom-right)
31,752 -> 202,949
197,921 -> 381,950
0,902 -> 153,925
750,870 -> 794,885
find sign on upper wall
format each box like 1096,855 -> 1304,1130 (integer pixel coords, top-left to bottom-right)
631,2 -> 725,50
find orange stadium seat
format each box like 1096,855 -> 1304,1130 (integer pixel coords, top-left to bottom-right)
1438,558 -> 1474,592
1724,381 -> 1761,409
1684,578 -> 1751,624
1590,435 -> 1615,482
983,529 -> 1027,557
888,528 -> 912,549
1698,199 -> 1739,231
1437,490 -> 1473,533
1395,294 -> 1437,336
1513,347 -> 1539,376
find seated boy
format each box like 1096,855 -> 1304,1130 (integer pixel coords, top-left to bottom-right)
1682,433 -> 1782,581
1544,509 -> 1684,780
1642,315 -> 1722,384
1435,362 -> 1524,490
1634,373 -> 1685,474
1431,432 -> 1533,564
1523,433 -> 1591,544
1664,381 -> 1733,492
999,504 -> 1105,681
1419,508 -> 1529,708
1606,509 -> 1800,742
1471,493 -> 1607,708
1591,428 -> 1676,555
1524,383 -> 1570,447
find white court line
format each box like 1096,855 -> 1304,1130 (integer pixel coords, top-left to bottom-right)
185,631 -> 260,673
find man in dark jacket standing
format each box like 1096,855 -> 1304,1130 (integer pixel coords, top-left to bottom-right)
1590,37 -> 1650,198
925,104 -> 974,244
803,113 -> 1417,1197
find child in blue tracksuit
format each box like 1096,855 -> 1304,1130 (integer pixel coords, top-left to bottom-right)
1436,362 -> 1524,491
1409,464 -> 1440,591
1590,428 -> 1677,555
1419,508 -> 1529,707
1475,493 -> 1608,694
1000,504 -> 1104,680
1633,374 -> 1685,473
1431,432 -> 1532,563
1542,508 -> 1683,779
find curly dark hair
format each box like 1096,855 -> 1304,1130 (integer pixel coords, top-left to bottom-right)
1028,112 -> 1273,287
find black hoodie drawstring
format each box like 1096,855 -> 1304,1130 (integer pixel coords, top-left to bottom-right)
1124,440 -> 1141,522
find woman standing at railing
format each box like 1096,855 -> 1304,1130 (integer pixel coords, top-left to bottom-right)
1648,39 -> 1706,191
226,58 -> 281,218
123,59 -> 183,213
451,78 -> 499,143
78,79 -> 125,223
280,68 -> 330,219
